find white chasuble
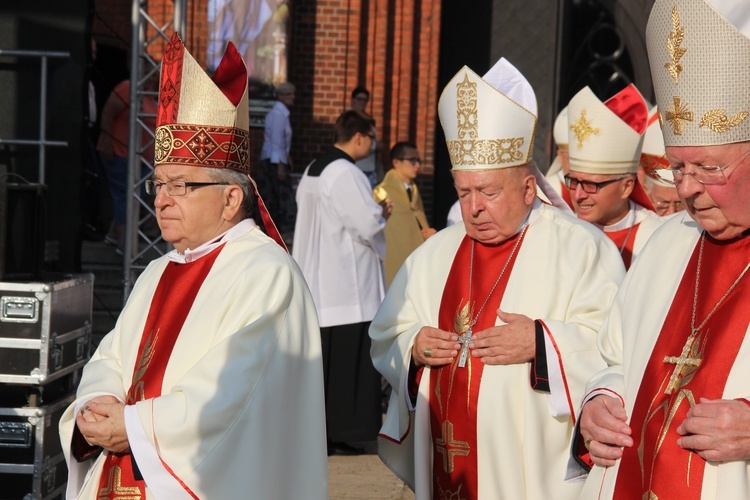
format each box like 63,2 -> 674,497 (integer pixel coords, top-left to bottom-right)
371,200 -> 625,499
60,220 -> 328,499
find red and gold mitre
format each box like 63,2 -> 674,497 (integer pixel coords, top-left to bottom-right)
155,33 -> 250,172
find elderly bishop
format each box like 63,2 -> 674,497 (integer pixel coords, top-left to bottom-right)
370,57 -> 625,499
573,1 -> 750,498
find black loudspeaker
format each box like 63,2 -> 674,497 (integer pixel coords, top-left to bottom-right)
0,183 -> 46,281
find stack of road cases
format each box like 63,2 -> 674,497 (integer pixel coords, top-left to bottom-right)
0,273 -> 94,499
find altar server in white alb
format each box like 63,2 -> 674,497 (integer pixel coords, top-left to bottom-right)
572,1 -> 750,498
293,109 -> 389,454
370,57 -> 625,499
565,84 -> 664,269
58,33 -> 328,499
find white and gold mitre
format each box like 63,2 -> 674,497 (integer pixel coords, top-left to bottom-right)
553,106 -> 569,149
438,57 -> 537,170
646,0 -> 750,146
567,85 -> 648,175
155,33 -> 251,171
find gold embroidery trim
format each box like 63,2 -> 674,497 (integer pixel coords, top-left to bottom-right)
447,72 -> 525,165
434,420 -> 470,474
699,109 -> 749,133
663,96 -> 694,135
665,5 -> 687,85
98,466 -> 142,499
570,109 -> 600,149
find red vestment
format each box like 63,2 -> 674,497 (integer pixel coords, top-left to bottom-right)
429,232 -> 524,498
614,234 -> 750,499
605,223 -> 642,269
97,245 -> 223,498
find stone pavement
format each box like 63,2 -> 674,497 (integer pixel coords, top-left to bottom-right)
328,452 -> 414,500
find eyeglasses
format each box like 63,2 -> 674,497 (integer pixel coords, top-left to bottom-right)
669,149 -> 750,186
653,200 -> 684,214
145,180 -> 229,196
563,175 -> 630,194
353,96 -> 369,102
396,157 -> 422,164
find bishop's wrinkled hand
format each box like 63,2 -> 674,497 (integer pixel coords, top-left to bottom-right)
411,326 -> 459,367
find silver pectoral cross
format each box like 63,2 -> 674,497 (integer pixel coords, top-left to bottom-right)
457,328 -> 472,368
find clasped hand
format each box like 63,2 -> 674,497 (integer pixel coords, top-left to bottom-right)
411,309 -> 535,367
579,395 -> 750,467
76,395 -> 131,453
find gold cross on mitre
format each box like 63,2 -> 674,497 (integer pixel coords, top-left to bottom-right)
664,96 -> 694,135
570,109 -> 600,149
663,329 -> 703,395
435,420 -> 470,473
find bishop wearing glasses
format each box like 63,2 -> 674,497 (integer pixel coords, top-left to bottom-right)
571,0 -> 750,498
564,84 -> 664,269
59,34 -> 328,499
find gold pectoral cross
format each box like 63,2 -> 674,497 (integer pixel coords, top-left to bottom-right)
663,329 -> 703,395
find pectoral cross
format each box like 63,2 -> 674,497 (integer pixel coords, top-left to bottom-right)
457,328 -> 472,368
663,329 -> 702,395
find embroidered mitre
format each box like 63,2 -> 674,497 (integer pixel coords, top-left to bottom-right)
155,33 -> 251,172
646,0 -> 750,146
438,57 -> 537,171
567,85 -> 648,175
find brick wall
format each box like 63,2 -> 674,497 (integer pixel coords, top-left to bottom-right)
93,0 -> 441,216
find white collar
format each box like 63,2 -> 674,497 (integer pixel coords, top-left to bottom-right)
167,219 -> 257,264
601,200 -> 646,232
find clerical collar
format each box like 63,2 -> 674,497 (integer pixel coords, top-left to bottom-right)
306,146 -> 354,177
167,218 -> 257,264
600,200 -> 647,232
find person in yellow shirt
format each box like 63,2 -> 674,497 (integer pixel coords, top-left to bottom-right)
374,142 -> 436,287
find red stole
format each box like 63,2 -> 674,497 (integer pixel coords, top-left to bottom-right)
560,180 -> 574,210
614,234 -> 750,499
429,233 -> 524,499
97,245 -> 224,499
605,222 -> 642,269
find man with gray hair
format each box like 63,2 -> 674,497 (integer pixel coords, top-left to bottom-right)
573,1 -> 750,498
59,34 -> 327,499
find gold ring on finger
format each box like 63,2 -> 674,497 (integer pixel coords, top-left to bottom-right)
424,349 -> 432,358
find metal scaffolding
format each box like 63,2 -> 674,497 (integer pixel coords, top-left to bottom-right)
123,0 -> 186,301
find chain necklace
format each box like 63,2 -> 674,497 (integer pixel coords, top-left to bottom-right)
663,232 -> 750,394
456,223 -> 529,368
617,208 -> 636,255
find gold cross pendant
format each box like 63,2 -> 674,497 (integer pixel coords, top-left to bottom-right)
663,329 -> 703,395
